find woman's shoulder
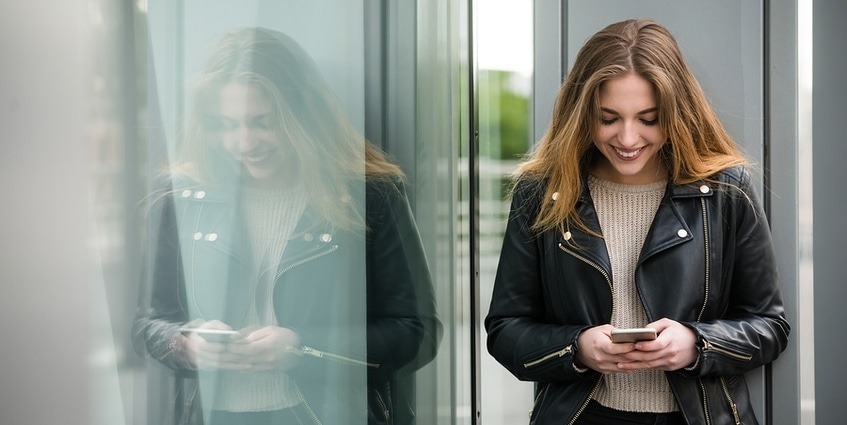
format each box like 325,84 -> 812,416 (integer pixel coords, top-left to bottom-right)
711,165 -> 751,186
364,173 -> 407,201
511,175 -> 548,203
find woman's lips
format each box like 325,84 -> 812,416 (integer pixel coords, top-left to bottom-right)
613,146 -> 644,160
245,151 -> 272,163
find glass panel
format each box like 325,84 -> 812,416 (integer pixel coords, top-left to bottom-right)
124,2 -> 455,424
476,1 -> 535,424
415,3 -> 471,424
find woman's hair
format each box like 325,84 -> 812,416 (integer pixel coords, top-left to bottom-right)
516,19 -> 747,235
172,27 -> 402,230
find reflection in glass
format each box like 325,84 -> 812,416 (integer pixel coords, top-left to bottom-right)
132,28 -> 441,425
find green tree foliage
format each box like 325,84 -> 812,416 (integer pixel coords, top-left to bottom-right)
479,70 -> 531,161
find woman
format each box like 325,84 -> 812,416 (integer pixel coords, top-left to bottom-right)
485,19 -> 789,425
133,28 -> 440,425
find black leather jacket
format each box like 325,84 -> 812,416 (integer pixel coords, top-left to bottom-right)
486,167 -> 789,425
133,176 -> 441,425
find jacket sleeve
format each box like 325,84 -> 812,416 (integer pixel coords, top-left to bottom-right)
485,181 -> 598,383
365,178 -> 442,378
131,186 -> 196,373
680,168 -> 791,378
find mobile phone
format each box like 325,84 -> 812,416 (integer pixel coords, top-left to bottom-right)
610,327 -> 657,343
180,328 -> 242,343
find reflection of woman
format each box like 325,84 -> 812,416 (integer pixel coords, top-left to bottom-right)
133,28 -> 440,425
486,20 -> 789,425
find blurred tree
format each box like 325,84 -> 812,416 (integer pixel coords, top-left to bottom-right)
479,69 -> 531,161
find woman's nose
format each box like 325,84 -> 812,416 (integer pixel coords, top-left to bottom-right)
236,126 -> 257,151
618,122 -> 640,147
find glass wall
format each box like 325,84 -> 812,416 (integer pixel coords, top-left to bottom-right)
86,1 -> 469,424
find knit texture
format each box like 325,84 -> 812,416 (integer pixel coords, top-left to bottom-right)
213,184 -> 307,412
588,175 -> 678,413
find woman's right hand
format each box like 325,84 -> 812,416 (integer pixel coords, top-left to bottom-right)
575,324 -> 638,374
181,319 -> 251,371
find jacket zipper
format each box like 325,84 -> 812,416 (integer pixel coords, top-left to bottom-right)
292,379 -> 324,425
178,383 -> 198,425
702,339 -> 753,362
523,344 -> 573,368
567,379 -> 602,425
557,240 -> 613,425
264,244 -> 339,324
558,242 -> 613,303
370,385 -> 391,423
696,198 -> 716,425
696,198 -> 710,322
698,379 -> 712,425
274,244 -> 339,281
189,204 -> 204,319
720,377 -> 742,425
271,244 -> 339,301
292,345 -> 380,368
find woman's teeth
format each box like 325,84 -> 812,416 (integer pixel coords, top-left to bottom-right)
615,147 -> 642,158
245,151 -> 271,162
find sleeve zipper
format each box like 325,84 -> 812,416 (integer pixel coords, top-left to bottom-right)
291,345 -> 380,368
702,339 -> 753,362
523,344 -> 573,368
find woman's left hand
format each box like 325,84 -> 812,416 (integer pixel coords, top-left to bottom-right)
224,326 -> 302,372
616,318 -> 698,371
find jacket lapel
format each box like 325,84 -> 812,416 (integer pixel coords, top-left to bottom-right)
638,181 -> 712,264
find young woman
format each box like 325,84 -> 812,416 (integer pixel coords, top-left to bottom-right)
133,28 -> 440,425
485,19 -> 789,425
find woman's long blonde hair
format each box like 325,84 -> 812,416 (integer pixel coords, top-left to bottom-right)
172,27 -> 401,231
517,19 -> 747,235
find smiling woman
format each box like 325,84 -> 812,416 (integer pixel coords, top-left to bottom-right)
485,19 -> 789,425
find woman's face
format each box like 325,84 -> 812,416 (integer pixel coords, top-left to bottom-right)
215,82 -> 297,187
592,73 -> 667,185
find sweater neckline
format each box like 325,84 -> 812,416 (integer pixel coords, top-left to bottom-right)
587,174 -> 666,194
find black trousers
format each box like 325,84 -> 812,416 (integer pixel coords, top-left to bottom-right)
574,400 -> 687,425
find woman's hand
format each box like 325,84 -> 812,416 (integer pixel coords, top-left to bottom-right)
616,318 -> 698,371
224,326 -> 302,372
182,319 -> 250,371
575,324 -> 638,374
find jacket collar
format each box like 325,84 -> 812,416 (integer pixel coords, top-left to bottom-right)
570,174 -> 714,271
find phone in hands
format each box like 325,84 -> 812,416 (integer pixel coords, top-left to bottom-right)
180,327 -> 243,343
610,327 -> 657,343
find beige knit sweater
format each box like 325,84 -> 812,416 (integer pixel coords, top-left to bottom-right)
588,175 -> 678,413
212,185 -> 306,412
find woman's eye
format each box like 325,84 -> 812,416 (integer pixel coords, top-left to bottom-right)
600,118 -> 617,126
203,116 -> 238,132
641,118 -> 659,126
